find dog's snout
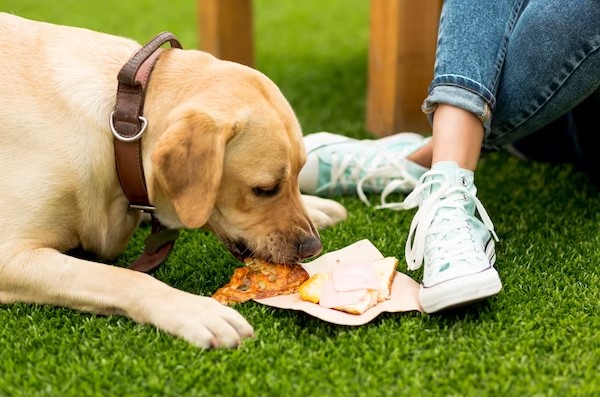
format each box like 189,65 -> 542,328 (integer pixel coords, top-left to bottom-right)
298,237 -> 322,259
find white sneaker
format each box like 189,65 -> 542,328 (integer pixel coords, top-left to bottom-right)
384,161 -> 502,313
300,132 -> 430,205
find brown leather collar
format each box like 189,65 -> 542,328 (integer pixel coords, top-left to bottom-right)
111,32 -> 182,273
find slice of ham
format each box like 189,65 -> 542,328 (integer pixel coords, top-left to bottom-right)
319,261 -> 379,309
331,261 -> 380,291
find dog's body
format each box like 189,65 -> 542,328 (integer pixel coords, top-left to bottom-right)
0,13 -> 346,348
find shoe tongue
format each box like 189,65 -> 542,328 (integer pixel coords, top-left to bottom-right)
422,161 -> 477,228
423,161 -> 475,198
432,161 -> 473,185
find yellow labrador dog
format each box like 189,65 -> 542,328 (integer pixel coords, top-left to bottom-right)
0,13 -> 346,348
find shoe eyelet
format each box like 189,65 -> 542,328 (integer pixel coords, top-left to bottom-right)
461,177 -> 468,187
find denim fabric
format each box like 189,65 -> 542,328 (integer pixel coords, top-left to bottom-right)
422,0 -> 600,151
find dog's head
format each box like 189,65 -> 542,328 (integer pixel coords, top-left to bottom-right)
143,49 -> 322,263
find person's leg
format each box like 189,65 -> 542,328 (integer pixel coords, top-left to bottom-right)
430,105 -> 484,170
399,0 -> 533,313
418,0 -> 600,164
408,0 -> 600,313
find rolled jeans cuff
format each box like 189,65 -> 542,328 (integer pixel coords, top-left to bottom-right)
422,76 -> 497,149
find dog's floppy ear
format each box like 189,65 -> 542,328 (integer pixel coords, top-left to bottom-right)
151,111 -> 234,229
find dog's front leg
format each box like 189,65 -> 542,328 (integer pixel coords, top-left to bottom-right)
0,247 -> 253,348
301,194 -> 348,229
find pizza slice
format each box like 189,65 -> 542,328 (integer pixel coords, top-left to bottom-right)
212,258 -> 309,305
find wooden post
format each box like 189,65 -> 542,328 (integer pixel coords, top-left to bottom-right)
197,0 -> 254,67
366,0 -> 442,136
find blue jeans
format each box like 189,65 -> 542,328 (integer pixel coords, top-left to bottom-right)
422,0 -> 600,182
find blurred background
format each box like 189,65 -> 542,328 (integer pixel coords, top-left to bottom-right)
1,0 -> 373,138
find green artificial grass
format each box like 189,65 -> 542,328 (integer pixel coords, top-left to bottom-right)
1,1 -> 599,396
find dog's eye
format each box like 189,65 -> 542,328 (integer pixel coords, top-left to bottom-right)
252,185 -> 280,197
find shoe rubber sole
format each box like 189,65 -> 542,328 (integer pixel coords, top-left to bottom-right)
419,266 -> 502,314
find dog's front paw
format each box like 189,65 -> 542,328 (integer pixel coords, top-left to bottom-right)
146,290 -> 254,348
301,194 -> 347,229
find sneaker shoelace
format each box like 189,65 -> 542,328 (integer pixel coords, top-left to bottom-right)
377,171 -> 499,271
325,151 -> 419,205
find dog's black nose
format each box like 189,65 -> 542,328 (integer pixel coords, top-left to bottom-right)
298,237 -> 323,259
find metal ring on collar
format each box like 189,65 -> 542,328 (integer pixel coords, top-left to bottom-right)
109,111 -> 148,142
